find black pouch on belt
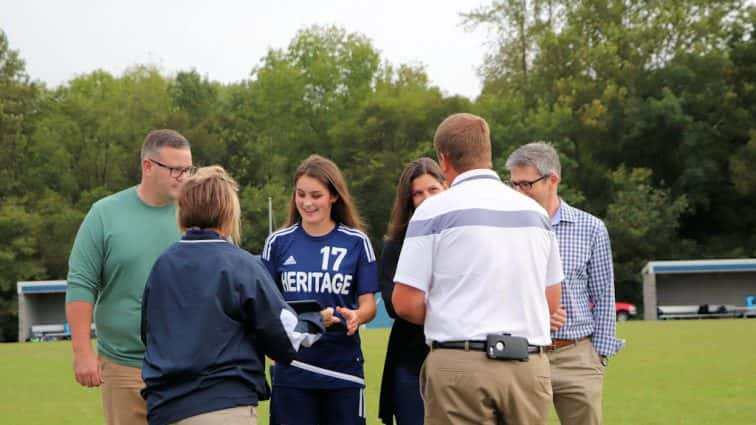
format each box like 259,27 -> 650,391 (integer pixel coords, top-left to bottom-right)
485,333 -> 529,362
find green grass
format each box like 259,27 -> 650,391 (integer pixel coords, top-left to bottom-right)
1,320 -> 755,424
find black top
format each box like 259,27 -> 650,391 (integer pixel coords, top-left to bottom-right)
378,239 -> 430,424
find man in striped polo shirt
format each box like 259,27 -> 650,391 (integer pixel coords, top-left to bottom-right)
392,113 -> 564,425
506,142 -> 623,425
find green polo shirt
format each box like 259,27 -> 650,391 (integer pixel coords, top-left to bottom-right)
66,186 -> 181,368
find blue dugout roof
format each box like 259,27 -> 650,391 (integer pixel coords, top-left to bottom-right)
17,280 -> 67,294
642,259 -> 756,275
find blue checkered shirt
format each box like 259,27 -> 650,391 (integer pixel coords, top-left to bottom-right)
551,200 -> 624,356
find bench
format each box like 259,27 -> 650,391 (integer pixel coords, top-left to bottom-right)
657,304 -> 739,320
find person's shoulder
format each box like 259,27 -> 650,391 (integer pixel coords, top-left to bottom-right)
151,240 -> 183,266
265,224 -> 299,244
235,249 -> 273,279
508,189 -> 548,213
262,225 -> 299,260
411,189 -> 455,220
335,224 -> 370,240
382,238 -> 403,252
203,242 -> 264,274
263,224 -> 299,252
85,187 -> 137,221
91,186 -> 137,210
563,202 -> 607,231
336,225 -> 377,259
211,240 -> 255,260
226,245 -> 265,268
248,253 -> 269,271
380,239 -> 403,265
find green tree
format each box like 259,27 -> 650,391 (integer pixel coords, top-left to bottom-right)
605,167 -> 689,306
467,1 -> 756,299
0,199 -> 45,341
331,64 -> 467,246
218,25 -> 385,250
463,0 -> 562,105
30,66 -> 172,201
0,30 -> 38,199
166,70 -> 226,167
0,31 -> 42,340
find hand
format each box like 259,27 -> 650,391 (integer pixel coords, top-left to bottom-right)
320,307 -> 341,328
336,306 -> 360,336
550,305 -> 567,331
72,349 -> 104,388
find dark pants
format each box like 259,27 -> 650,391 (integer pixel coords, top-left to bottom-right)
270,386 -> 366,425
393,364 -> 424,425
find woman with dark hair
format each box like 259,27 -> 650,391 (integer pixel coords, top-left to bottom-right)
379,157 -> 446,425
262,155 -> 379,425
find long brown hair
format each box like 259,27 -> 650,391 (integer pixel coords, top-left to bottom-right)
286,155 -> 365,231
385,157 -> 445,241
177,165 -> 241,244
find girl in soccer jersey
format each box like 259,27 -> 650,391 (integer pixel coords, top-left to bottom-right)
378,158 -> 446,425
262,154 -> 379,425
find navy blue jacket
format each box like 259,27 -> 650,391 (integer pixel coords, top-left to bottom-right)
140,230 -> 324,425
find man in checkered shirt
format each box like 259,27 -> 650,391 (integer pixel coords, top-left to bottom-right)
506,142 -> 624,425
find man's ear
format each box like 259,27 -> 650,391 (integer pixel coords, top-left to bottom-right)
142,158 -> 152,175
438,153 -> 449,173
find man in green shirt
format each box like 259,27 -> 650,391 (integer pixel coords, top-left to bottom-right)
66,129 -> 194,425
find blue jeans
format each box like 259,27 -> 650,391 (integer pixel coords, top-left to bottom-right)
393,365 -> 424,425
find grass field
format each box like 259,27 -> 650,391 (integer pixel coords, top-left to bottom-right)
1,319 -> 755,424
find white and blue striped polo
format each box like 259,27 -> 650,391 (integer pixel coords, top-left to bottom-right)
394,168 -> 564,346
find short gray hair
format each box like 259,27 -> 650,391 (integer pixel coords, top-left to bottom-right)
140,129 -> 190,160
505,141 -> 561,177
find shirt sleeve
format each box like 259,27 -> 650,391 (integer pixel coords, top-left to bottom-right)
546,231 -> 565,288
379,240 -> 401,318
260,234 -> 279,285
355,237 -> 379,296
587,221 -> 618,356
140,267 -> 154,346
66,205 -> 104,304
240,258 -> 325,363
393,218 -> 434,293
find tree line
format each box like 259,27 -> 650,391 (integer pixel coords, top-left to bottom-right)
1,0 -> 754,341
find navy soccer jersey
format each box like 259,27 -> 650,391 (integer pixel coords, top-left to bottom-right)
262,223 -> 379,389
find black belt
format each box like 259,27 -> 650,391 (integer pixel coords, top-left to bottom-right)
431,340 -> 543,354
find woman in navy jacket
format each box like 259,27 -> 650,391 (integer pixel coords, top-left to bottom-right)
141,166 -> 337,425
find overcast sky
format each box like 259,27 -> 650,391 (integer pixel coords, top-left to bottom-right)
1,0 -> 491,99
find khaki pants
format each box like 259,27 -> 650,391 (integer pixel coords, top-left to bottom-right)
100,356 -> 147,425
547,338 -> 605,425
420,348 -> 552,425
173,406 -> 257,425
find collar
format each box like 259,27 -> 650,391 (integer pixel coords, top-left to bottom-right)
551,203 -> 562,226
553,199 -> 579,225
451,169 -> 501,187
182,229 -> 224,241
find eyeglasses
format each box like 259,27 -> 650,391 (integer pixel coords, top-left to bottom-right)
148,158 -> 197,178
506,174 -> 550,190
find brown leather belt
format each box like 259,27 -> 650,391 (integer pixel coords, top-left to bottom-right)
544,337 -> 589,352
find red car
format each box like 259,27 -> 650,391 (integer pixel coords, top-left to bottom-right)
590,301 -> 638,321
615,302 -> 637,321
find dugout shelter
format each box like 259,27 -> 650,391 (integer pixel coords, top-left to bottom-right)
17,280 -> 70,341
641,259 -> 756,320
